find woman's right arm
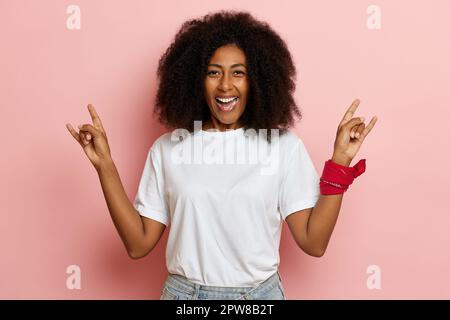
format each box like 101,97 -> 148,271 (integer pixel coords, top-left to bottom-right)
97,160 -> 166,259
66,104 -> 165,259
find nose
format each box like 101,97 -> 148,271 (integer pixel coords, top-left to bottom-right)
218,73 -> 233,91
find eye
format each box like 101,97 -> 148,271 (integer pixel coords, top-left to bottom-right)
207,70 -> 220,76
234,70 -> 245,76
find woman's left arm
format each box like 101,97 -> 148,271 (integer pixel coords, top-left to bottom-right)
286,99 -> 378,257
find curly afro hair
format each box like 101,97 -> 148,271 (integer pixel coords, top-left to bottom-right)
154,10 -> 302,143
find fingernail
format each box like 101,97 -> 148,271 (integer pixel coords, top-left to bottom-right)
356,133 -> 360,138
78,124 -> 82,129
360,117 -> 365,122
87,134 -> 91,140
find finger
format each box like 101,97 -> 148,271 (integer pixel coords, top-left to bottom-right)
344,117 -> 365,140
343,117 -> 365,131
87,104 -> 105,133
350,124 -> 360,138
359,116 -> 378,139
79,131 -> 89,146
355,123 -> 365,139
78,124 -> 101,139
339,99 -> 360,126
66,123 -> 81,143
351,123 -> 364,138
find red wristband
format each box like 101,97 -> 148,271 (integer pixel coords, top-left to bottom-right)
319,159 -> 366,195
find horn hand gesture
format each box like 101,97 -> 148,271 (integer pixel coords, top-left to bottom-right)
66,104 -> 113,171
332,99 -> 378,166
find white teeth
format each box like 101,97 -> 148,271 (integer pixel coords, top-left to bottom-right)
216,98 -> 238,112
216,97 -> 237,103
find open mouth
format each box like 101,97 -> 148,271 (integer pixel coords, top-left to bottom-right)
214,96 -> 239,112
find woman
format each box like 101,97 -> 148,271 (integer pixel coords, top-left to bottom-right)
66,10 -> 377,300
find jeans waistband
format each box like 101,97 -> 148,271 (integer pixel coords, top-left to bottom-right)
166,271 -> 281,295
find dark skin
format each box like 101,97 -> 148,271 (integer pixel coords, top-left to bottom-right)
286,100 -> 378,257
202,44 -> 249,131
66,46 -> 378,259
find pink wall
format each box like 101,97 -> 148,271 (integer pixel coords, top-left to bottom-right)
1,0 -> 449,299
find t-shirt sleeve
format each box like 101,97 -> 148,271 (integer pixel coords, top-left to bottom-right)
278,138 -> 320,220
133,147 -> 170,226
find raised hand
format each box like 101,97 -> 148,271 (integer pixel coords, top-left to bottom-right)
332,99 -> 378,165
66,104 -> 113,170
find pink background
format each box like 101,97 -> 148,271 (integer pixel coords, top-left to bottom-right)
1,0 -> 449,299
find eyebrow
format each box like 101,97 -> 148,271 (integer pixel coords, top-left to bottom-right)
208,63 -> 247,68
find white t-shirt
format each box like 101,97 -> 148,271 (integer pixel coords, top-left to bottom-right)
133,126 -> 320,287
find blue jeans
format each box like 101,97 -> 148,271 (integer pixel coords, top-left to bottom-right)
160,271 -> 286,300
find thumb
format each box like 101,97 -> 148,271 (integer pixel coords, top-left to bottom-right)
343,117 -> 365,130
78,124 -> 102,139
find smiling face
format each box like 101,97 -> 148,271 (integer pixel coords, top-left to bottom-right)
203,44 -> 249,131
